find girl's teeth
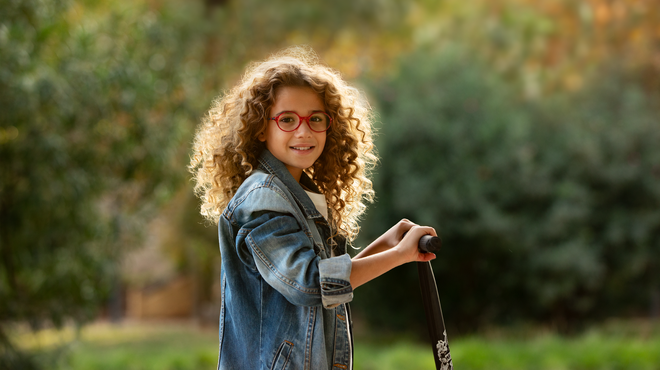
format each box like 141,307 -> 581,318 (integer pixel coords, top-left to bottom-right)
292,147 -> 312,150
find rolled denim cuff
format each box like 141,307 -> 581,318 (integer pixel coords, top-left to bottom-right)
318,253 -> 353,309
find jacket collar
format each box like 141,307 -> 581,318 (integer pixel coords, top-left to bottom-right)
257,149 -> 324,219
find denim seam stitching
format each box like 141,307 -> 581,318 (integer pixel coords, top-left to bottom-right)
246,233 -> 321,295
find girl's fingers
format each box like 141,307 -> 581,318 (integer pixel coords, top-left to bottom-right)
397,219 -> 415,235
418,252 -> 436,262
403,225 -> 437,241
397,225 -> 438,262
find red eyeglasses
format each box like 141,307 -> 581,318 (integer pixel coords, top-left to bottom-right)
270,111 -> 332,132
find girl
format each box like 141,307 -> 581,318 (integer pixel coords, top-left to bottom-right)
190,46 -> 437,370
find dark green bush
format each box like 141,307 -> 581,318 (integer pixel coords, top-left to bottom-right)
0,0 -> 206,366
355,47 -> 660,334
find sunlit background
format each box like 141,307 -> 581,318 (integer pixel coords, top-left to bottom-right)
2,0 -> 660,369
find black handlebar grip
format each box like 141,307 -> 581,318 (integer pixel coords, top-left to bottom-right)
418,235 -> 442,253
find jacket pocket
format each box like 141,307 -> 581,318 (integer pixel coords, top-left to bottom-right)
270,340 -> 294,370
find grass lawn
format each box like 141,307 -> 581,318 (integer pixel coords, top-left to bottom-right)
11,319 -> 660,370
13,320 -> 218,370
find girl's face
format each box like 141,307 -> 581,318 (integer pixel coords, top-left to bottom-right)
259,86 -> 327,182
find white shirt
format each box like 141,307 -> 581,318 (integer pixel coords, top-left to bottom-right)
304,190 -> 329,221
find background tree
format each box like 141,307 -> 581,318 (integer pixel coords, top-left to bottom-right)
356,45 -> 660,334
0,0 -> 206,366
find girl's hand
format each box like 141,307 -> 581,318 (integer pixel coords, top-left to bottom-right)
354,219 -> 417,259
350,221 -> 438,289
394,225 -> 437,264
373,218 -> 417,250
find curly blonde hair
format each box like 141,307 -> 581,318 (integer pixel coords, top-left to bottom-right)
189,46 -> 377,242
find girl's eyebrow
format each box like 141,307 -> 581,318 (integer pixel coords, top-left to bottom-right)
272,109 -> 327,116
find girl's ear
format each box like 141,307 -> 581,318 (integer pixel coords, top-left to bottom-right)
258,118 -> 268,142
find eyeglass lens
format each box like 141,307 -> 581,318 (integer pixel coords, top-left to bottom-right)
276,112 -> 330,132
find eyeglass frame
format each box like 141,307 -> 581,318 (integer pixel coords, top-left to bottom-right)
269,111 -> 333,133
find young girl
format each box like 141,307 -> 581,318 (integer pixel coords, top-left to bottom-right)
190,46 -> 437,370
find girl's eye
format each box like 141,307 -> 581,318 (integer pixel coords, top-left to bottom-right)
278,115 -> 297,124
310,114 -> 327,122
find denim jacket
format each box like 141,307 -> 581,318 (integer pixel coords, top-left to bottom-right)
217,149 -> 354,370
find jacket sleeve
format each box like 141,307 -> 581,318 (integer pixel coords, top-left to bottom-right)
318,254 -> 353,308
235,186 -> 353,308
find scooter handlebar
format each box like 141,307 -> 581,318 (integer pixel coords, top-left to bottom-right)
418,235 -> 442,254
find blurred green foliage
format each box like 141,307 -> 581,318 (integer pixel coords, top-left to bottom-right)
0,0 -> 207,366
356,45 -> 660,333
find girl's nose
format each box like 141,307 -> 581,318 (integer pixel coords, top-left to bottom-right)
294,119 -> 313,136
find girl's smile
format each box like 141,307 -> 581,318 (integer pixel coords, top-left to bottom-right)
259,86 -> 327,182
